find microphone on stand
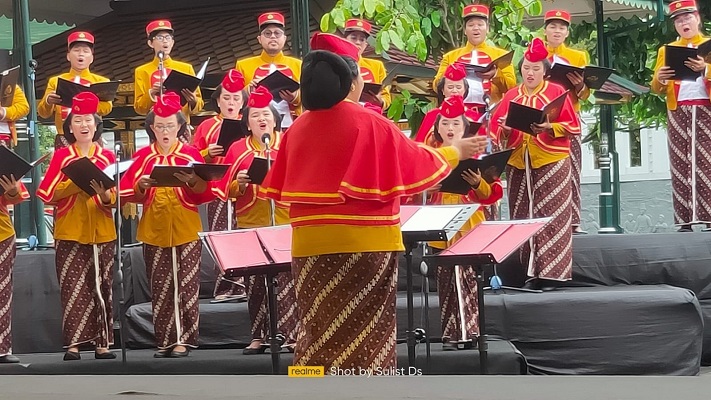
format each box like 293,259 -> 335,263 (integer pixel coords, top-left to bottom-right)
157,51 -> 165,98
261,133 -> 271,148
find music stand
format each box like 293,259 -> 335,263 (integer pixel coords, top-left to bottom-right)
200,225 -> 292,374
400,205 -> 478,369
425,217 -> 550,374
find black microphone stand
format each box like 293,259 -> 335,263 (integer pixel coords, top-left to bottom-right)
113,142 -> 128,364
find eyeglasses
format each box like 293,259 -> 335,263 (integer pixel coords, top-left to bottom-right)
261,30 -> 284,39
674,14 -> 696,25
153,124 -> 177,132
153,34 -> 173,42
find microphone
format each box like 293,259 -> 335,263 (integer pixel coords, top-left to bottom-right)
114,142 -> 122,156
28,59 -> 38,69
157,50 -> 165,61
261,133 -> 271,147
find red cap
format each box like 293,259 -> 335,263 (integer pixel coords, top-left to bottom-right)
544,10 -> 572,24
146,20 -> 173,37
364,102 -> 383,114
524,38 -> 549,63
153,92 -> 182,117
669,0 -> 698,19
71,92 -> 99,115
221,69 -> 246,93
440,95 -> 465,119
248,86 -> 273,108
344,18 -> 373,35
258,12 -> 285,29
310,32 -> 360,61
67,31 -> 94,48
445,63 -> 467,81
462,4 -> 489,20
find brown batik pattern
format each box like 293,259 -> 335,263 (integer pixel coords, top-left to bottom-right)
569,135 -> 582,226
245,271 -> 298,343
143,241 -> 201,350
667,105 -> 711,225
437,265 -> 479,342
292,252 -> 398,373
507,157 -> 573,281
54,134 -> 70,150
55,240 -> 115,348
0,236 -> 15,355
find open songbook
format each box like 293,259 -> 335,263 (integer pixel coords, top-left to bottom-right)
163,58 -> 210,105
400,204 -> 479,242
0,147 -> 52,195
257,70 -> 299,100
505,90 -> 568,135
439,149 -> 513,195
665,41 -> 711,81
61,157 -> 116,196
216,119 -> 246,153
149,163 -> 230,187
56,78 -> 120,108
546,64 -> 614,91
457,51 -> 514,77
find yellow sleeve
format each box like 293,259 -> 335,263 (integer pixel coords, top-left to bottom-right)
38,76 -> 57,119
552,123 -> 568,138
433,52 -> 454,91
435,146 -> 460,168
492,63 -> 517,96
3,85 -> 29,121
376,61 -> 391,109
52,180 -> 84,201
651,47 -> 667,95
235,59 -> 253,85
577,51 -> 591,102
133,65 -> 153,115
472,178 -> 492,199
187,65 -> 204,115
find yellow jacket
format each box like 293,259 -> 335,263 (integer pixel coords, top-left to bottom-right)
359,57 -> 391,109
1,85 -> 30,145
38,68 -> 113,135
434,41 -> 517,104
236,51 -> 302,114
547,43 -> 591,111
133,57 -> 205,118
652,34 -> 711,110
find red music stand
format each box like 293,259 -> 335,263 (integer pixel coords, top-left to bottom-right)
426,218 -> 550,374
201,225 -> 293,374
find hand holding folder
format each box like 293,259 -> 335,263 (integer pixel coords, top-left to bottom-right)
664,42 -> 711,81
246,157 -> 272,185
216,119 -> 246,153
257,70 -> 299,100
55,78 -> 120,108
504,91 -> 568,135
546,64 -> 614,91
457,51 -> 514,78
149,163 -> 229,187
60,157 -> 116,196
0,146 -> 51,195
439,149 -> 513,195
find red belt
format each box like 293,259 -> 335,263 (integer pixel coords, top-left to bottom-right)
678,99 -> 711,106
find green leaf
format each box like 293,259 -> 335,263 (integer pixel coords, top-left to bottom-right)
390,30 -> 405,50
387,96 -> 405,120
404,102 -> 415,119
527,0 -> 543,16
406,34 -> 418,54
364,0 -> 377,15
421,17 -> 432,37
332,8 -> 346,26
379,30 -> 391,52
320,14 -> 332,32
431,10 -> 441,28
375,2 -> 386,13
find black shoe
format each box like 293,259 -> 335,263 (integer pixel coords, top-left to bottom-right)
153,350 -> 171,358
522,280 -> 540,290
170,347 -> 190,358
243,346 -> 266,355
63,351 -> 81,361
678,225 -> 693,232
94,351 -> 116,360
0,355 -> 19,363
539,279 -> 562,291
442,342 -> 457,351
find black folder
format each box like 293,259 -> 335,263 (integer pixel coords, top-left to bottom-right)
0,146 -> 31,195
439,149 -> 513,195
216,119 -> 246,152
465,121 -> 483,138
163,70 -> 202,106
191,163 -> 230,181
359,82 -> 383,102
257,70 -> 299,100
0,66 -> 20,108
246,156 -> 272,185
149,165 -> 194,187
458,51 -> 514,77
698,39 -> 711,64
505,91 -> 568,135
60,157 -> 116,196
547,64 -> 614,91
665,45 -> 705,81
56,78 -> 120,108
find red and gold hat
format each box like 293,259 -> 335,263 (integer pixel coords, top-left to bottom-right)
221,69 -> 246,93
67,31 -> 94,48
153,92 -> 182,117
258,12 -> 285,29
248,86 -> 273,108
462,4 -> 489,20
445,63 -> 467,81
440,95 -> 465,119
669,0 -> 698,19
146,20 -> 174,37
524,38 -> 548,63
310,32 -> 360,60
344,18 -> 373,35
544,10 -> 572,25
71,92 -> 99,115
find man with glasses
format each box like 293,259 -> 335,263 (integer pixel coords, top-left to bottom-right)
342,18 -> 391,112
39,31 -> 113,149
134,20 -> 204,128
236,12 -> 301,130
433,4 -> 516,112
652,0 -> 711,232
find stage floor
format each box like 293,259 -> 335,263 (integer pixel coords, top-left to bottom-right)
0,374 -> 709,400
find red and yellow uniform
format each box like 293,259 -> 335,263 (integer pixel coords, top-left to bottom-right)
0,182 -> 29,243
235,52 -> 302,117
213,133 -> 289,228
651,33 -> 711,110
359,57 -> 391,109
37,143 -> 117,244
119,142 -> 213,247
38,69 -> 113,135
547,43 -> 591,111
0,86 -> 29,146
133,58 -> 204,120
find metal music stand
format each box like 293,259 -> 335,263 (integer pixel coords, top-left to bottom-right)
200,225 -> 292,374
399,205 -> 478,369
424,218 -> 550,374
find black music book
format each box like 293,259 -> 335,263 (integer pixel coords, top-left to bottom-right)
191,163 -> 229,181
246,156 -> 271,185
505,91 -> 568,135
698,39 -> 711,63
149,165 -> 194,187
257,70 -> 299,100
0,66 -> 19,108
359,82 -> 383,102
458,51 -> 514,77
547,64 -> 614,91
163,70 -> 202,106
665,45 -> 705,81
61,157 -> 116,196
216,119 -> 246,152
55,78 -> 120,108
439,149 -> 513,195
0,146 -> 33,195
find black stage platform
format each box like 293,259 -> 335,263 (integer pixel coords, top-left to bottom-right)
0,340 -> 526,375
